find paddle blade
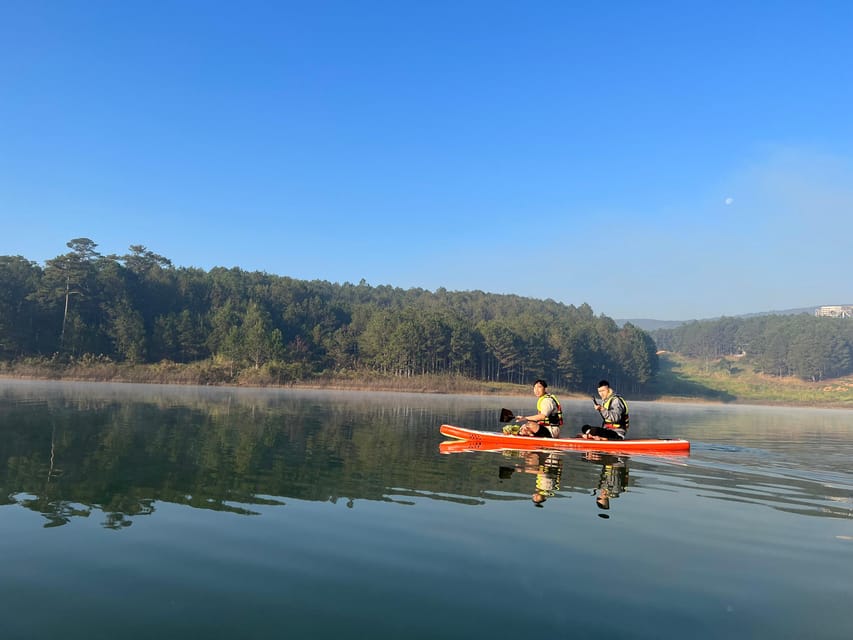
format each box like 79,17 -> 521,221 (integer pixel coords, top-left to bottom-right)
499,408 -> 515,423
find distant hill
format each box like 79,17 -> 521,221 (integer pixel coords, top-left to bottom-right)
736,306 -> 818,319
617,319 -> 686,331
618,306 -> 821,331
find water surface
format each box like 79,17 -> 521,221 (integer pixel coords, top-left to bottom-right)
1,380 -> 851,639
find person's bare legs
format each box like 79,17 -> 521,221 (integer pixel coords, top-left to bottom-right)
518,421 -> 539,436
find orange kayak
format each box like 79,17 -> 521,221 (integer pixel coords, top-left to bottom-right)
439,424 -> 690,454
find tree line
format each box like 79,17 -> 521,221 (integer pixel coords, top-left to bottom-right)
0,238 -> 658,392
652,314 -> 853,381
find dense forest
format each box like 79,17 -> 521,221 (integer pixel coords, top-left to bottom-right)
0,238 -> 658,392
652,314 -> 853,381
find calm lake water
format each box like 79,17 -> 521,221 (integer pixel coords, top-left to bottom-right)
1,380 -> 851,640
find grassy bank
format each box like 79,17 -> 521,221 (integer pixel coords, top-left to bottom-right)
646,352 -> 853,408
0,357 -> 530,396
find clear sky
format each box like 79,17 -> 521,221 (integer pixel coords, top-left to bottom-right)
2,1 -> 851,321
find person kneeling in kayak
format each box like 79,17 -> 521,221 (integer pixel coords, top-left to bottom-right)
581,380 -> 628,440
515,379 -> 563,438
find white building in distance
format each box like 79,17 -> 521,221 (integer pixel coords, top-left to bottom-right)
815,305 -> 853,318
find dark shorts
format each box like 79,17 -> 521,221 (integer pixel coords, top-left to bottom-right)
581,425 -> 624,440
531,425 -> 553,438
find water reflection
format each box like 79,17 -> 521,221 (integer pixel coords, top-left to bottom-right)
440,438 -> 851,521
3,381 -> 851,640
581,451 -> 629,518
0,381 -> 507,527
475,448 -> 636,515
498,451 -> 564,507
1,380 -> 851,531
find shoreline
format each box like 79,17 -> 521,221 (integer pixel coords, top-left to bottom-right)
1,372 -> 848,410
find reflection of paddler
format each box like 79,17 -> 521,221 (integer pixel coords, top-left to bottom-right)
525,452 -> 563,507
582,451 -> 628,516
499,451 -> 563,507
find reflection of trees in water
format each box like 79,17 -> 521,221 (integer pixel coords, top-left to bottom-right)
0,387 -> 503,528
13,495 -> 92,528
3,383 -> 849,530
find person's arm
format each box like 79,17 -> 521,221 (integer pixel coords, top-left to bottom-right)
517,410 -> 544,422
519,397 -> 555,422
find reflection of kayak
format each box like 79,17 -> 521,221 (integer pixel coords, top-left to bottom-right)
439,424 -> 690,453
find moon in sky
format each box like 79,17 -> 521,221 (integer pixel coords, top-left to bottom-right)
724,197 -> 734,205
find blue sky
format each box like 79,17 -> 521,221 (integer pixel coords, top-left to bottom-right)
2,1 -> 851,321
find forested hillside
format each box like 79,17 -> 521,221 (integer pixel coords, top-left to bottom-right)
0,239 -> 658,392
652,314 -> 853,381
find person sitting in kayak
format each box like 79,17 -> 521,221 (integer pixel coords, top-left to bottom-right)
515,379 -> 563,438
581,379 -> 629,440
